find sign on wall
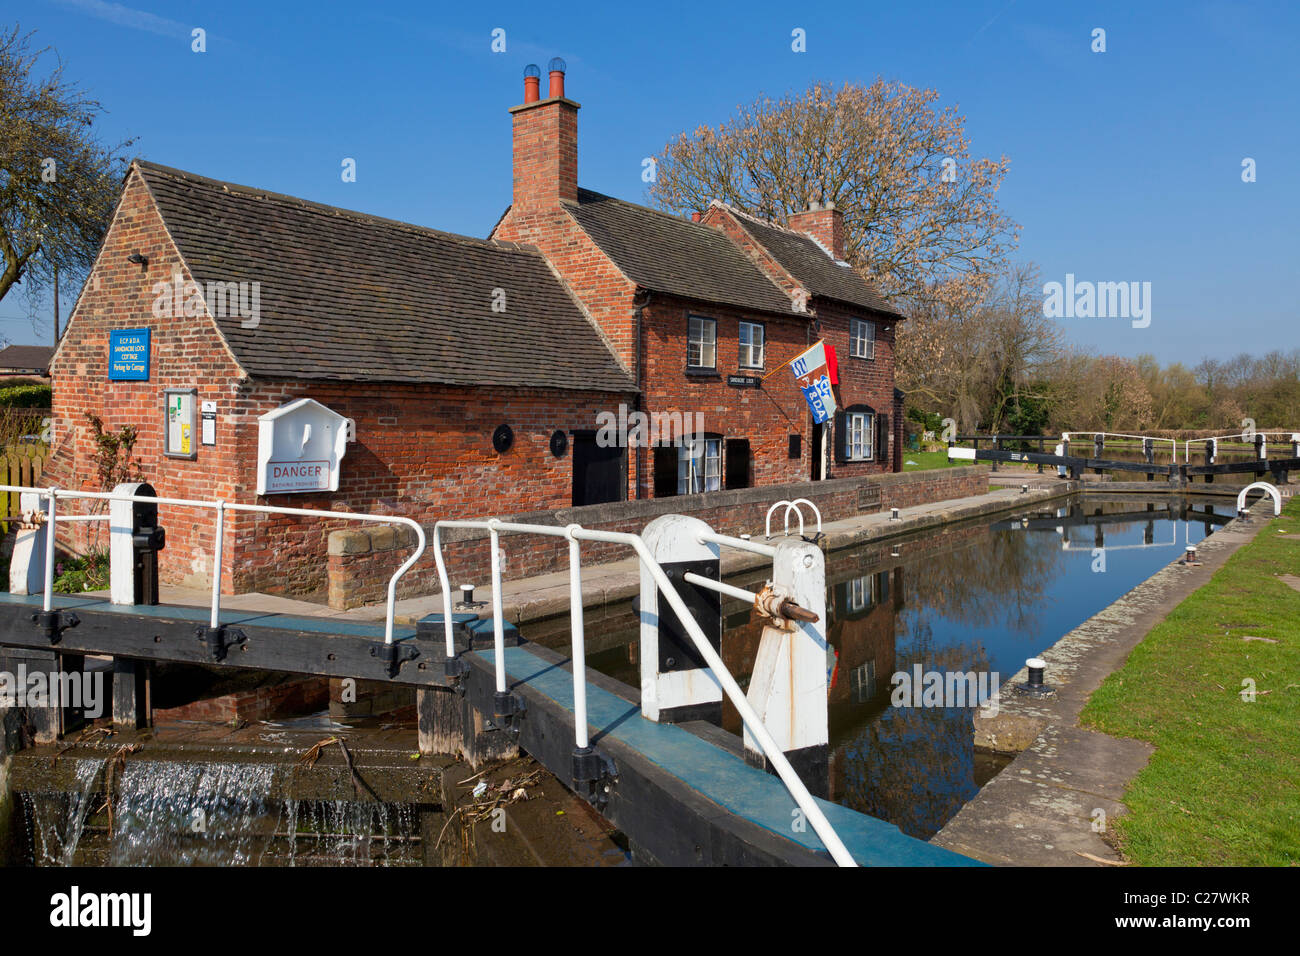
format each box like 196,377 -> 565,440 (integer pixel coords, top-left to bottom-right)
109,329 -> 151,381
256,398 -> 352,495
201,400 -> 217,446
164,389 -> 197,459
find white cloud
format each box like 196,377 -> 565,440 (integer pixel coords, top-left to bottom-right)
52,0 -> 190,39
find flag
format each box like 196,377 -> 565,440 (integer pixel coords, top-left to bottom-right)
790,340 -> 837,424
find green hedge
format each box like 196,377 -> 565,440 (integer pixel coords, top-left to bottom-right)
0,383 -> 52,408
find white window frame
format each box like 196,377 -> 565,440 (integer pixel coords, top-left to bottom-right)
678,437 -> 722,494
850,318 -> 876,360
847,410 -> 874,461
851,660 -> 877,704
738,321 -> 765,369
687,315 -> 717,370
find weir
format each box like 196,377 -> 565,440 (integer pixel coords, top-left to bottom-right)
0,483 -> 979,867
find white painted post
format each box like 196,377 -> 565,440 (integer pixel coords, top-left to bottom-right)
8,492 -> 46,595
110,481 -> 149,605
638,514 -> 722,722
1054,442 -> 1067,478
743,537 -> 829,792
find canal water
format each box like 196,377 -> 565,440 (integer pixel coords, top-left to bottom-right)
525,494 -> 1232,840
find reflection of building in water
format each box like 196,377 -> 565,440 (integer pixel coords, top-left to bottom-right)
835,630 -> 994,840
826,566 -> 901,803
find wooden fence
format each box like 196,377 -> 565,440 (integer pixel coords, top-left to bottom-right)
0,443 -> 48,519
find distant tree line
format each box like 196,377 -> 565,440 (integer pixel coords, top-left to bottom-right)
896,262 -> 1300,436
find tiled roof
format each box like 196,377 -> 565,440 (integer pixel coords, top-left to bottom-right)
565,189 -> 797,316
720,207 -> 904,318
134,162 -> 636,392
0,345 -> 54,370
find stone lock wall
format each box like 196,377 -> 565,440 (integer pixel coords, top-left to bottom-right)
325,466 -> 988,610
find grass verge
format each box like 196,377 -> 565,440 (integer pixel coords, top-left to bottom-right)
1079,497 -> 1300,865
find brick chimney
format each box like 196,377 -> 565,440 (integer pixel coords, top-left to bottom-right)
509,58 -> 579,213
788,200 -> 846,260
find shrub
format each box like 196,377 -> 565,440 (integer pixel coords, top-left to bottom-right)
53,549 -> 110,593
0,383 -> 52,408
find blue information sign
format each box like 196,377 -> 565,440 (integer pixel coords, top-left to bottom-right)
109,329 -> 150,381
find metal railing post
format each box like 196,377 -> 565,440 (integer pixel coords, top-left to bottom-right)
487,520 -> 507,694
210,500 -> 225,628
42,487 -> 57,612
566,527 -> 589,751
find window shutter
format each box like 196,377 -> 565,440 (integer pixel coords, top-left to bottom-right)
877,413 -> 890,461
833,411 -> 848,463
653,445 -> 678,497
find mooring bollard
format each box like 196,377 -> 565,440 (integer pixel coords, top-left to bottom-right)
638,514 -> 723,724
744,536 -> 830,798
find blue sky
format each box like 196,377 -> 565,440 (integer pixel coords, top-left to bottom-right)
4,0 -> 1296,365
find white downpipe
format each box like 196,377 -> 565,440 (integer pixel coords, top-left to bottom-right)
567,526 -> 589,751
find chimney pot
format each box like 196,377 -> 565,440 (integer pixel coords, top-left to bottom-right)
690,211 -> 702,222
808,200 -> 821,211
548,56 -> 567,98
523,64 -> 540,103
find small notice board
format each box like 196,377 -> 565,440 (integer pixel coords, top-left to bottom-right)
164,389 -> 197,459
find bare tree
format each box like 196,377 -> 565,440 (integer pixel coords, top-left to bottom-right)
0,25 -> 134,306
648,79 -> 1019,310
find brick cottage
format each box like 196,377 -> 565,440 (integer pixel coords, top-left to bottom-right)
44,61 -> 934,606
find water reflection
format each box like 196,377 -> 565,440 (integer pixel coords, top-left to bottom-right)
526,495 -> 1231,840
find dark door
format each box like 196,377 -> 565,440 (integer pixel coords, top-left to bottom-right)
572,431 -> 627,506
810,424 -> 825,480
653,445 -> 678,498
725,438 -> 751,489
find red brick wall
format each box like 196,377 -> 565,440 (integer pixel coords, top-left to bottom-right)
493,204 -> 638,370
510,97 -> 578,210
787,206 -> 846,259
44,169 -> 250,592
45,168 -> 632,597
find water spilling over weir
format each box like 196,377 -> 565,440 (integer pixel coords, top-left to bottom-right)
18,756 -> 424,866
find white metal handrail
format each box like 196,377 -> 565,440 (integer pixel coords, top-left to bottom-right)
764,498 -> 824,538
1062,431 -> 1179,463
430,515 -> 856,867
2,485 -> 425,644
1183,432 -> 1300,462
